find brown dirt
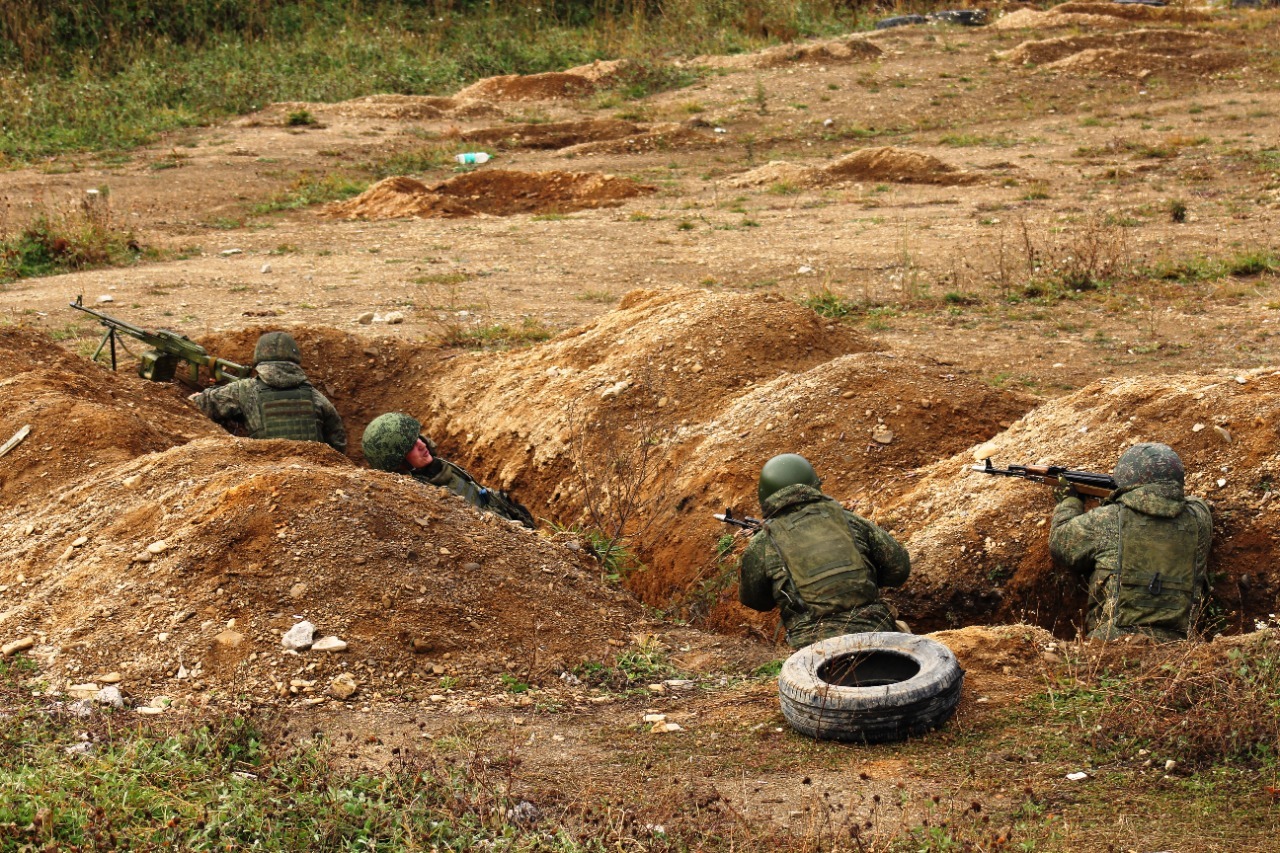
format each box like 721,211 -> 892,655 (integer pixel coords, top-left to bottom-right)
3,5 -> 1280,844
323,169 -> 655,219
451,59 -> 630,103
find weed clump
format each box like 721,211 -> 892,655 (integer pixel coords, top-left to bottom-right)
0,194 -> 144,282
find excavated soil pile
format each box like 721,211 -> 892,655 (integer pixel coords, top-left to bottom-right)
695,36 -> 881,70
461,119 -> 642,150
0,334 -> 647,707
453,60 -> 627,103
0,325 -> 220,506
994,1 -> 1211,30
880,369 -> 1280,634
324,170 -> 654,220
561,124 -> 725,157
731,147 -> 977,189
998,30 -> 1237,77
410,288 -> 1035,620
241,95 -> 500,126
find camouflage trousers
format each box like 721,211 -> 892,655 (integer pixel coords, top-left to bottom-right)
784,601 -> 903,649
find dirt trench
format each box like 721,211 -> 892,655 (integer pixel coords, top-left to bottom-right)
4,290 -> 1278,708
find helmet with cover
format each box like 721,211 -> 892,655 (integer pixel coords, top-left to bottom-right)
758,453 -> 821,508
362,412 -> 422,472
253,331 -> 302,366
1113,442 -> 1184,489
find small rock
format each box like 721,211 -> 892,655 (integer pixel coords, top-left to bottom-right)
261,263 -> 272,274
214,630 -> 245,648
122,474 -> 143,489
357,312 -> 375,325
131,551 -> 152,564
220,248 -> 243,256
71,536 -> 88,548
652,722 -> 683,733
1165,759 -> 1177,771
96,294 -> 114,304
797,265 -> 814,275
972,441 -> 999,462
281,620 -> 316,651
1216,478 -> 1227,488
1234,376 -> 1247,385
871,425 -> 894,445
68,683 -> 100,699
1213,425 -> 1232,443
410,638 -> 432,654
312,636 -> 348,653
2,636 -> 35,657
146,540 -> 168,554
95,686 -> 124,708
98,672 -> 122,684
643,713 -> 667,723
380,311 -> 405,324
289,583 -> 308,599
1065,771 -> 1089,781
462,562 -> 481,572
1192,423 -> 1205,433
65,742 -> 94,756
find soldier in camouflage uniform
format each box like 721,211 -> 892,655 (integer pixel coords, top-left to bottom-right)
188,332 -> 346,452
1050,442 -> 1212,641
739,454 -> 911,648
361,412 -> 535,528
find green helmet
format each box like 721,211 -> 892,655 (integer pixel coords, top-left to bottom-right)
253,331 -> 302,366
1113,442 -> 1184,489
362,412 -> 421,472
759,453 -> 821,507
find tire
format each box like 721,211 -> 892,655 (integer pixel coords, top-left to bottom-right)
778,632 -> 964,743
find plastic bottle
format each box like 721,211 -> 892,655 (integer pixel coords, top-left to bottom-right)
454,152 -> 491,165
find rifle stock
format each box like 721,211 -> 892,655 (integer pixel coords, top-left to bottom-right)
971,458 -> 1116,499
71,296 -> 248,388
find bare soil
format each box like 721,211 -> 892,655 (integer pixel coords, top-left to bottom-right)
3,4 -> 1280,849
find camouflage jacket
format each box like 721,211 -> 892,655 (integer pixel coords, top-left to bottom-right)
739,484 -> 911,648
190,361 -> 347,453
1050,481 -> 1212,640
409,458 -> 534,527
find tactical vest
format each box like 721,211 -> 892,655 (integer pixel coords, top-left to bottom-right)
1110,505 -> 1203,634
764,498 -> 878,618
253,385 -> 322,442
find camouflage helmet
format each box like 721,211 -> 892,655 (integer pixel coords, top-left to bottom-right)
253,331 -> 302,366
759,453 -> 821,507
1113,442 -> 1185,489
362,412 -> 421,472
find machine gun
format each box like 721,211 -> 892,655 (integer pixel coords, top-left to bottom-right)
70,296 -> 248,388
971,458 -> 1117,500
713,507 -> 764,531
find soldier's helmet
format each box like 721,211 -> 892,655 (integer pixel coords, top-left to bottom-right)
362,412 -> 423,472
758,453 -> 821,507
1113,442 -> 1185,489
253,331 -> 302,366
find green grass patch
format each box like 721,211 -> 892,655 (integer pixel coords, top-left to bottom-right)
439,316 -> 555,350
799,286 -> 860,319
251,172 -> 367,214
0,205 -> 145,282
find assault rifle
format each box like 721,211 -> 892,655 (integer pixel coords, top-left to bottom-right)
971,458 -> 1117,499
713,508 -> 763,531
70,296 -> 249,389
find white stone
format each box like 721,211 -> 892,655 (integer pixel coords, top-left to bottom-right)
281,621 -> 316,650
311,636 -> 348,652
146,540 -> 168,554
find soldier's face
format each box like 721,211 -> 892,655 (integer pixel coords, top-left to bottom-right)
406,437 -> 434,468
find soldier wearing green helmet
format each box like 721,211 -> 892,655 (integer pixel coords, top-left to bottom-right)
1050,442 -> 1212,641
361,412 -> 535,528
738,453 -> 912,648
188,331 -> 346,452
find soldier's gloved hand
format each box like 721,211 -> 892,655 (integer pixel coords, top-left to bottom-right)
1054,475 -> 1080,502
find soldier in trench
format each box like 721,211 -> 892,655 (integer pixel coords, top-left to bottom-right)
361,412 -> 535,528
188,331 -> 347,453
1050,442 -> 1212,641
738,453 -> 912,648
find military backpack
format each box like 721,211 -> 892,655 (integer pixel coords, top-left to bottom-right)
764,497 -> 877,618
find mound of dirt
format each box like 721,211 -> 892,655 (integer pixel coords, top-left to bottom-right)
0,437 -> 644,707
880,369 -> 1280,634
998,29 -> 1225,66
461,119 -> 643,150
1046,48 -> 1241,77
240,95 -> 500,126
0,326 -> 220,507
994,1 -> 1209,30
697,36 -> 881,69
933,624 -> 1057,708
323,170 -> 654,220
731,147 -> 977,189
727,161 -> 820,189
455,72 -> 597,102
319,176 -> 476,220
561,124 -> 725,157
826,147 -> 979,185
